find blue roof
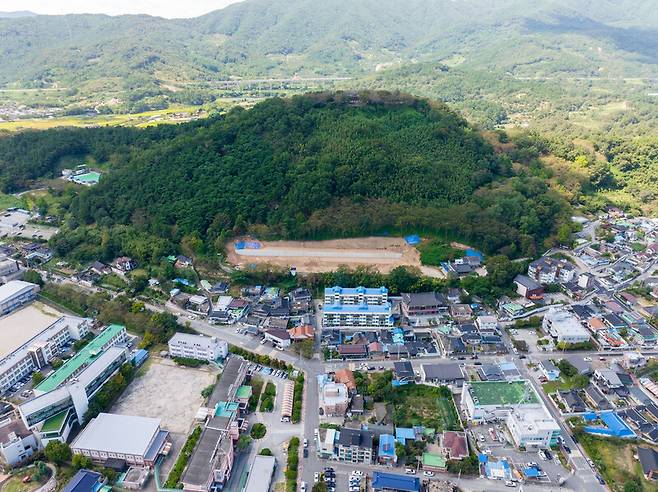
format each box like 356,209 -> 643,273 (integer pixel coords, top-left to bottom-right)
465,249 -> 483,258
323,302 -> 392,314
379,434 -> 396,457
62,470 -> 102,492
584,411 -> 636,438
372,472 -> 420,492
524,467 -> 540,478
395,427 -> 416,445
131,349 -> 148,365
325,286 -> 388,296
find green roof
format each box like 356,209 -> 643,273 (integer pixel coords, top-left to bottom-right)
236,385 -> 252,399
468,381 -> 539,406
36,324 -> 125,393
422,452 -> 446,468
41,409 -> 68,433
74,171 -> 101,183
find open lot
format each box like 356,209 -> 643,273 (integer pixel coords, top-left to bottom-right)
111,357 -> 217,434
0,210 -> 58,240
577,432 -> 656,492
227,236 -> 445,275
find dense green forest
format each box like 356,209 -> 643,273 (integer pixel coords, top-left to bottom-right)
0,92 -> 573,264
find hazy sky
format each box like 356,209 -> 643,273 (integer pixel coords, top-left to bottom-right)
0,0 -> 244,18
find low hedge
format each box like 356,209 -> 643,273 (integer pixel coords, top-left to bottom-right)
164,426 -> 202,488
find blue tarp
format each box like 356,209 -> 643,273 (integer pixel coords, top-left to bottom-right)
465,249 -> 484,258
478,454 -> 488,463
584,411 -> 636,438
405,235 -> 421,245
235,241 -> 261,250
372,472 -> 419,492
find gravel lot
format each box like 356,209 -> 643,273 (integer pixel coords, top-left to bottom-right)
111,357 -> 217,433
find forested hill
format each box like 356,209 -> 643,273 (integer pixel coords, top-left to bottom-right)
30,92 -> 572,264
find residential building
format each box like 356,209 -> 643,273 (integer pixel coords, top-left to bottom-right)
0,312 -> 91,394
0,413 -> 39,466
420,363 -> 464,387
319,382 -> 349,417
314,427 -> 338,460
322,303 -> 393,329
289,287 -> 312,314
556,391 -> 587,413
583,385 -> 612,410
71,413 -> 170,467
475,315 -> 498,333
377,434 -> 396,464
0,281 -> 39,316
542,309 -> 590,344
324,286 -> 388,305
514,275 -> 544,300
287,325 -> 314,341
400,292 -> 447,323
638,447 -> 658,480
263,329 -> 291,348
594,369 -> 623,393
528,257 -> 576,284
243,455 -> 276,492
442,431 -> 468,460
168,333 -> 228,362
336,428 -> 373,464
61,469 -> 106,492
337,344 -> 368,359
392,361 -> 414,383
334,369 -> 356,394
540,360 -> 560,381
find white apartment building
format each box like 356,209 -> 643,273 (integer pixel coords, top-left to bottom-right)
324,286 -> 388,305
0,414 -> 40,467
168,333 -> 228,362
542,308 -> 590,344
0,281 -> 39,316
322,303 -> 393,328
0,314 -> 91,393
528,257 -> 576,284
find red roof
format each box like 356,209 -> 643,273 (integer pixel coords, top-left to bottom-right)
442,431 -> 468,459
287,325 -> 314,340
338,344 -> 367,355
335,369 -> 356,391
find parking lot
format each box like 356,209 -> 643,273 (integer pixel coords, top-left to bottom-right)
111,357 -> 217,433
0,209 -> 58,240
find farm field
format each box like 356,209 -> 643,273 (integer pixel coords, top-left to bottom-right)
227,237 -> 445,276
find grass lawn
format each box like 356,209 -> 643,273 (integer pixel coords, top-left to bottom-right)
542,374 -> 589,394
0,193 -> 24,210
389,385 -> 462,431
2,469 -> 49,492
577,432 -> 656,492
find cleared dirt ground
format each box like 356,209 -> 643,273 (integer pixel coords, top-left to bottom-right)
111,357 -> 217,434
227,236 -> 445,276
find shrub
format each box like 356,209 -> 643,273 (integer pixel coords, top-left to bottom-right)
250,423 -> 267,439
173,356 -> 208,367
164,426 -> 202,488
286,437 -> 300,492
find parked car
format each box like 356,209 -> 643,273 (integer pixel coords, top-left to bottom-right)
405,468 -> 416,474
423,471 -> 435,477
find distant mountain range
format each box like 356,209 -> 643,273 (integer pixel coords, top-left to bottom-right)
0,11 -> 37,18
1,0 -> 657,94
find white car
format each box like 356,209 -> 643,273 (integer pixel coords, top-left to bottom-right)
423,471 -> 435,477
314,473 -> 319,483
304,439 -> 308,448
405,468 -> 416,474
352,470 -> 363,476
300,482 -> 307,492
584,357 -> 592,361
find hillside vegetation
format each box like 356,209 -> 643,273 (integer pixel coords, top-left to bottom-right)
0,92 -> 571,264
1,0 -> 657,115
